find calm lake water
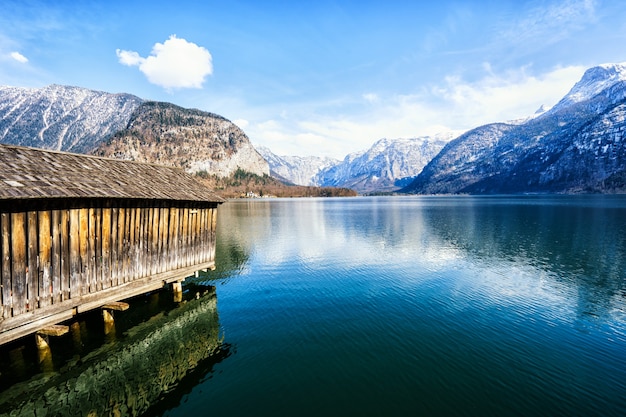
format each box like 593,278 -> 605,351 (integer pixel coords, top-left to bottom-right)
1,195 -> 626,416
172,195 -> 626,416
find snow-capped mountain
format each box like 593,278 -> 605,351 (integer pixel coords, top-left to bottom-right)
256,146 -> 340,186
0,84 -> 269,177
403,62 -> 626,194
315,135 -> 454,193
260,134 -> 455,193
0,84 -> 142,153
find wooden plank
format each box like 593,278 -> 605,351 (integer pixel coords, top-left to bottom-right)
117,207 -> 125,283
110,207 -> 118,287
190,208 -> 198,265
168,207 -> 179,271
68,209 -> 81,299
124,207 -> 132,283
200,208 -> 206,262
37,324 -> 69,336
10,212 -> 27,316
102,301 -> 129,311
38,211 -> 52,308
50,210 -> 61,304
1,213 -> 11,318
127,207 -> 136,281
138,207 -> 147,279
210,207 -> 218,263
60,209 -> 70,301
27,212 -> 38,312
88,207 -> 97,293
149,207 -> 159,275
157,207 -> 170,273
94,207 -> 102,291
145,207 -> 152,276
131,207 -> 140,280
200,208 -> 208,262
0,308 -> 75,346
101,207 -> 111,290
79,208 -> 89,296
181,207 -> 189,268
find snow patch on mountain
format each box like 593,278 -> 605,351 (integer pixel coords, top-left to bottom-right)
0,84 -> 142,152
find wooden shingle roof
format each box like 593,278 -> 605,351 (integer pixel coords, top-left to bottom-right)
0,144 -> 224,203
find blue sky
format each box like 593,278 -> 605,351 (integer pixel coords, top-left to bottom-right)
1,0 -> 625,158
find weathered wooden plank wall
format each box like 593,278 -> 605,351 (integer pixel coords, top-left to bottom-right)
0,200 -> 218,335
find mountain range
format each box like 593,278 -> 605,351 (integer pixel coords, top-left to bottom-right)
257,135 -> 454,193
402,63 -> 626,194
1,62 -> 626,195
0,85 -> 269,178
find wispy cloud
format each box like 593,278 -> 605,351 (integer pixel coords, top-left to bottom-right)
116,35 -> 213,90
9,51 -> 28,63
248,65 -> 586,158
498,0 -> 597,46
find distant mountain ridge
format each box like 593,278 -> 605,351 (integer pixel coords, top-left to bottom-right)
0,84 -> 268,177
3,62 -> 626,195
256,146 -> 340,186
402,62 -> 626,194
260,134 -> 454,193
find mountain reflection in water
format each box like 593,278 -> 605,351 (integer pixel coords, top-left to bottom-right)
174,196 -> 626,417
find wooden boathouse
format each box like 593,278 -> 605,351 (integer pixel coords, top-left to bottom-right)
0,144 -> 224,346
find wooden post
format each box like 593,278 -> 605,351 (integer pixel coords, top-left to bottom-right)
36,325 -> 69,349
102,301 -> 129,335
172,281 -> 183,303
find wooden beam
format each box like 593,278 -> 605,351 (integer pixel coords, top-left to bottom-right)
102,301 -> 129,311
37,324 -> 70,336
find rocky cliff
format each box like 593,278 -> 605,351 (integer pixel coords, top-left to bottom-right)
92,101 -> 269,177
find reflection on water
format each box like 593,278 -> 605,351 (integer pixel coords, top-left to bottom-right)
0,285 -> 227,416
418,196 -> 626,321
177,196 -> 626,417
211,196 -> 626,324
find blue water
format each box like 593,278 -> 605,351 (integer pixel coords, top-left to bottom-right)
168,195 -> 626,416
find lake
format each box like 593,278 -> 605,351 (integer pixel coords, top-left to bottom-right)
171,195 -> 626,416
1,195 -> 626,416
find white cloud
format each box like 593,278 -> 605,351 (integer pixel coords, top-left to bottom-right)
431,64 -> 586,125
10,51 -> 28,63
363,93 -> 379,103
116,35 -> 213,89
245,65 -> 586,159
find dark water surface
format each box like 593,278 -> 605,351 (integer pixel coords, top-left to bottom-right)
2,195 -> 625,416
171,195 -> 626,416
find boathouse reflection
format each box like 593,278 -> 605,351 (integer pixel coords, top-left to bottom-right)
0,285 -> 228,416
